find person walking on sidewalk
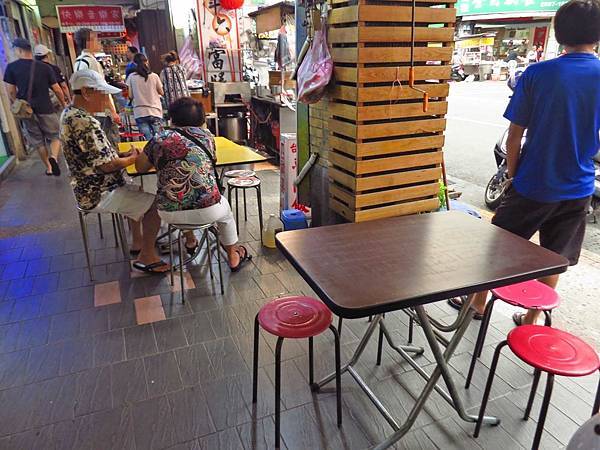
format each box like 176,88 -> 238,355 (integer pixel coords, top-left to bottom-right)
160,51 -> 190,108
3,38 -> 67,176
449,0 -> 600,325
126,53 -> 164,140
34,44 -> 71,105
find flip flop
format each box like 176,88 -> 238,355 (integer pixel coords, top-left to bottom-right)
45,171 -> 52,176
132,260 -> 170,274
49,157 -> 61,176
230,245 -> 252,272
185,243 -> 199,257
447,297 -> 484,320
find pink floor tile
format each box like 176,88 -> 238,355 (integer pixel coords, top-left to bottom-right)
170,271 -> 196,292
134,295 -> 166,325
94,281 -> 122,307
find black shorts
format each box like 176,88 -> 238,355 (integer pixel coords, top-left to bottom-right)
492,187 -> 591,266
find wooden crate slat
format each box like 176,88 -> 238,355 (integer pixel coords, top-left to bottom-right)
330,6 -> 359,24
331,27 -> 455,44
329,135 -> 358,156
356,135 -> 445,157
330,101 -> 448,122
358,68 -> 451,84
329,184 -> 357,209
356,167 -> 442,191
329,119 -> 358,139
331,47 -> 452,64
360,6 -> 456,24
358,118 -> 447,139
329,166 -> 359,191
354,198 -> 440,222
357,83 -> 449,102
333,67 -> 359,84
329,151 -> 357,174
356,150 -> 443,175
329,197 -> 356,222
330,85 -> 358,103
353,182 -> 440,208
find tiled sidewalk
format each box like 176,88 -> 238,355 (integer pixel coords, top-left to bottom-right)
0,159 -> 597,449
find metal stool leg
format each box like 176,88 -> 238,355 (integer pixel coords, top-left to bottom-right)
308,337 -> 314,385
524,369 -> 542,420
337,317 -> 343,336
205,229 -> 214,280
252,314 -> 260,403
111,214 -> 119,248
330,324 -> 343,426
97,214 -> 104,239
275,337 -> 284,449
116,215 -> 129,260
256,184 -> 264,245
408,316 -> 414,344
592,372 -> 600,416
78,212 -> 94,281
243,189 -> 248,221
214,227 -> 224,295
376,322 -> 384,366
532,373 -> 554,450
235,188 -> 240,236
466,298 -> 496,389
178,231 -> 185,303
474,340 -> 508,438
169,225 -> 174,287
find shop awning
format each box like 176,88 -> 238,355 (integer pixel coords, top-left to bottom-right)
56,5 -> 125,33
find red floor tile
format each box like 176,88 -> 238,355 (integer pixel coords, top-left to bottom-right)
134,295 -> 166,325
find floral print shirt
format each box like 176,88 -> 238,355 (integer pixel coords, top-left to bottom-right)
60,106 -> 125,210
160,65 -> 189,107
144,127 -> 221,212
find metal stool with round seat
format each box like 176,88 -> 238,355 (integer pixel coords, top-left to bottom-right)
252,296 -> 342,449
474,325 -> 600,450
465,280 -> 561,388
227,176 -> 264,242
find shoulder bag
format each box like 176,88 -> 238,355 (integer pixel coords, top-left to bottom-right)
173,127 -> 224,194
11,60 -> 36,119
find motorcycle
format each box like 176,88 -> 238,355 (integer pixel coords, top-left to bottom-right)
451,64 -> 466,82
485,134 -> 600,213
483,129 -> 526,210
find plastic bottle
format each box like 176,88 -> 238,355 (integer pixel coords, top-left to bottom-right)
262,214 -> 282,248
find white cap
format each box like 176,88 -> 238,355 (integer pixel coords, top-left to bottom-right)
70,69 -> 121,95
33,44 -> 51,57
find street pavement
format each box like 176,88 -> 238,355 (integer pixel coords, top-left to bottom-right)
445,81 -> 600,349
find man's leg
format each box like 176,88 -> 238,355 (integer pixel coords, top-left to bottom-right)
49,138 -> 61,161
129,219 -> 143,252
36,144 -> 52,173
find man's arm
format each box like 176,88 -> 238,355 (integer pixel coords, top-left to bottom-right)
506,122 -> 526,179
50,83 -> 67,108
59,82 -> 71,103
4,83 -> 16,102
97,149 -> 139,173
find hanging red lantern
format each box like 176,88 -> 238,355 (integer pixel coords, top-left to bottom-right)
220,0 -> 244,10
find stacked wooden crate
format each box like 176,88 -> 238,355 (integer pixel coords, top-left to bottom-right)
327,0 -> 456,222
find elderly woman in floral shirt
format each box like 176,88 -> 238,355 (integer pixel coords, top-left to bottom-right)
135,97 -> 251,271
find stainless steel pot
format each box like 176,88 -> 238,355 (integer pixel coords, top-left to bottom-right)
218,116 -> 248,143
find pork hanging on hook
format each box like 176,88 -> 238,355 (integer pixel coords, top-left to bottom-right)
296,16 -> 333,104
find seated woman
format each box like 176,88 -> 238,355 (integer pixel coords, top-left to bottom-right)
135,96 -> 251,271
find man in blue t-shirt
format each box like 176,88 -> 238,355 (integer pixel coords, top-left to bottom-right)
449,0 -> 600,326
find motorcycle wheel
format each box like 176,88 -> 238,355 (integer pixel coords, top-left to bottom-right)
484,173 -> 507,210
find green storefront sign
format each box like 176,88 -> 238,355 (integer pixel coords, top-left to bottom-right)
456,0 -> 567,16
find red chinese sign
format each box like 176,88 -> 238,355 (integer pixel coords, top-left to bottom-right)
56,5 -> 125,33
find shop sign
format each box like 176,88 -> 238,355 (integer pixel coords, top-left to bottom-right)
457,37 -> 495,48
456,0 -> 568,16
56,5 -> 125,33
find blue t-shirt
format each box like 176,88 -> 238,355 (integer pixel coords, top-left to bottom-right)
125,61 -> 136,78
504,53 -> 600,203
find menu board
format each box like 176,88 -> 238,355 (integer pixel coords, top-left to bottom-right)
456,0 -> 567,16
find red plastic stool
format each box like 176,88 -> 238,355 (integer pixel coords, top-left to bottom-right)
465,280 -> 560,388
252,296 -> 342,449
475,325 -> 600,450
119,131 -> 145,142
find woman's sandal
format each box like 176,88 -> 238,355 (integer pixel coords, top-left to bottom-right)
447,297 -> 484,321
132,260 -> 170,274
230,245 -> 252,272
512,312 -> 525,326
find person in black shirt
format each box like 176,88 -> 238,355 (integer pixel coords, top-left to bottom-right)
3,38 -> 67,176
34,44 -> 70,104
